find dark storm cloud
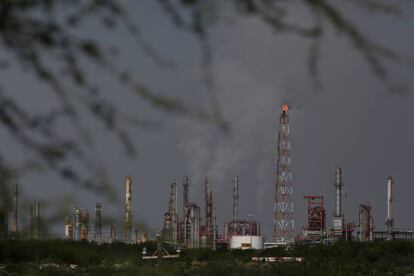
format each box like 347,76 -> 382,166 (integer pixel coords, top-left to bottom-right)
0,1 -> 413,239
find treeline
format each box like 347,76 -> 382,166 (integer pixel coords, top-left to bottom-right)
1,240 -> 414,275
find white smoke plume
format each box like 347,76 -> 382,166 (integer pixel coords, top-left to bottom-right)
177,59 -> 284,219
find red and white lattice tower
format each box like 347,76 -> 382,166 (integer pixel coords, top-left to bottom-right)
273,104 -> 294,244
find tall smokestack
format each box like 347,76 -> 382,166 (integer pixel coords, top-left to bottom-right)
233,176 -> 239,228
124,176 -> 132,242
110,224 -> 116,242
73,207 -> 81,241
11,182 -> 18,238
170,180 -> 178,243
204,177 -> 213,247
33,201 -> 40,240
334,168 -> 343,217
385,176 -> 394,240
183,176 -> 189,219
0,197 -> 7,240
94,203 -> 102,242
333,168 -> 344,238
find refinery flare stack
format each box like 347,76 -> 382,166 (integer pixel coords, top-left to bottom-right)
273,104 -> 295,245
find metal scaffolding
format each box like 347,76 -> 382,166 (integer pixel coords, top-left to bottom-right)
163,181 -> 178,244
303,196 -> 326,242
273,104 -> 294,244
203,177 -> 214,248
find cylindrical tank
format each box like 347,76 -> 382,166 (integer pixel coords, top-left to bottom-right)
230,235 -> 263,250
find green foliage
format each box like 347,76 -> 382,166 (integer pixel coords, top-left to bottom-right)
2,240 -> 414,275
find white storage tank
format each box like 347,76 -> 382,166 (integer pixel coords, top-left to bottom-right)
230,235 -> 263,250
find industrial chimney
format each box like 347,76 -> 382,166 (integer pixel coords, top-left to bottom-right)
124,176 -> 132,242
11,182 -> 18,239
233,176 -> 239,233
170,180 -> 178,243
333,168 -> 344,238
183,176 -> 189,220
94,203 -> 102,243
334,168 -> 343,217
385,176 -> 394,241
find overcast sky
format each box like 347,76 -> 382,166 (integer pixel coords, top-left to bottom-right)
1,1 -> 413,239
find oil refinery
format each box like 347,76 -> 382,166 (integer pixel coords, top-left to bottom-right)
0,104 -> 412,248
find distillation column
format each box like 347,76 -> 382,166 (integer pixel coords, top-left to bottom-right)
190,204 -> 200,248
359,204 -> 373,242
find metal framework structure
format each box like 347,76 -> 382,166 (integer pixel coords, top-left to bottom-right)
180,176 -> 201,249
180,176 -> 189,244
163,181 -> 178,243
232,176 -> 239,234
224,176 -> 261,244
170,181 -> 178,243
183,176 -> 189,220
273,104 -> 294,244
303,196 -> 326,241
224,219 -> 261,242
